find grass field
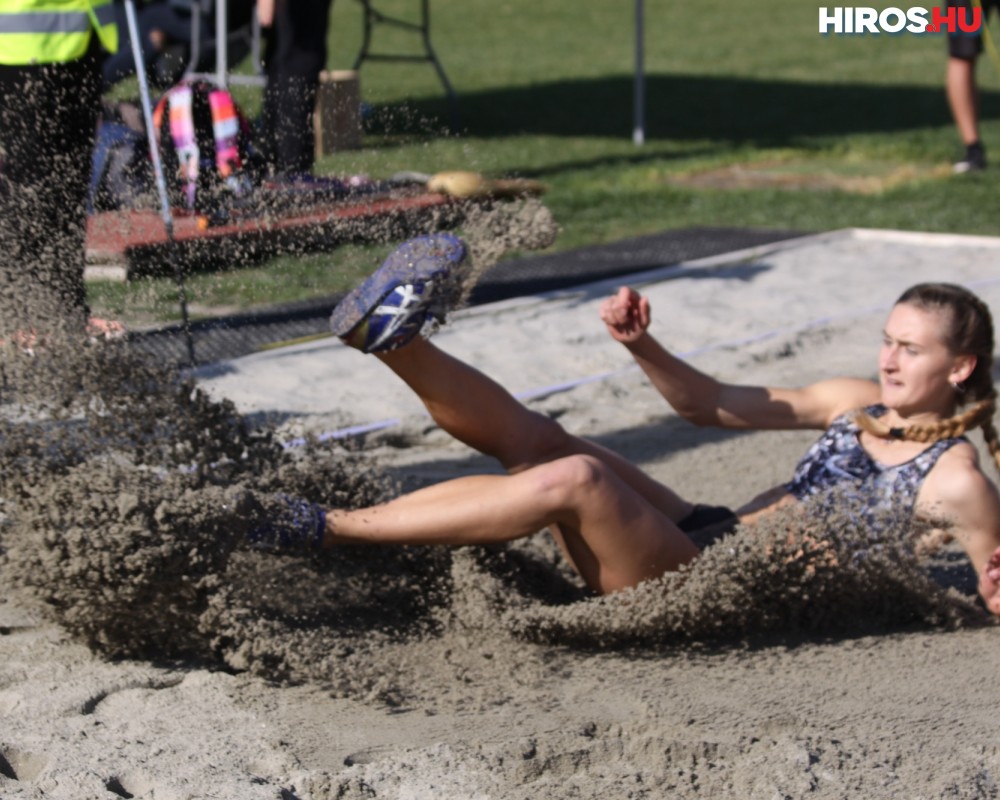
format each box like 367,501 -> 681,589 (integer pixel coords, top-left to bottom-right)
88,0 -> 1000,325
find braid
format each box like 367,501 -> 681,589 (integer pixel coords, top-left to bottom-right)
978,400 -> 1000,475
855,393 -> 997,446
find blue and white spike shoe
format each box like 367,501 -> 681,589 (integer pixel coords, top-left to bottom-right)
329,233 -> 468,353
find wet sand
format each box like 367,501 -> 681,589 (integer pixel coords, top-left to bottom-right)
3,227 -> 1000,799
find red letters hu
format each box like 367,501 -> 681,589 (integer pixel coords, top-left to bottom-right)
958,5 -> 983,32
930,5 -> 982,32
930,5 -> 956,32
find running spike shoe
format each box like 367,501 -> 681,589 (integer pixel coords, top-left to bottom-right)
329,233 -> 467,353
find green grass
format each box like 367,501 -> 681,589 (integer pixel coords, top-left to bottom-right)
87,0 -> 1000,324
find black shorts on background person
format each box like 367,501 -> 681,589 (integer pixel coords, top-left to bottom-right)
257,0 -> 335,178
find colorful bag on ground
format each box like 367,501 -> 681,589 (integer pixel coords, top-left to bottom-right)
152,80 -> 254,213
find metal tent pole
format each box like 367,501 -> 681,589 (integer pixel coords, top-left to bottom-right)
215,0 -> 227,86
634,0 -> 646,145
123,0 -> 197,366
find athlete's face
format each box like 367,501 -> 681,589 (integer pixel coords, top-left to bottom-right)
878,302 -> 974,417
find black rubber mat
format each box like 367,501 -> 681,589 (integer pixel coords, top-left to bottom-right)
131,226 -> 808,368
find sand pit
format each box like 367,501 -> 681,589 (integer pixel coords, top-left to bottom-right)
3,226 -> 1000,798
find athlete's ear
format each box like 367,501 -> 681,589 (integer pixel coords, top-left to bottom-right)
949,354 -> 976,386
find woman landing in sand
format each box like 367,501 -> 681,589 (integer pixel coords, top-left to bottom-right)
247,233 -> 1000,616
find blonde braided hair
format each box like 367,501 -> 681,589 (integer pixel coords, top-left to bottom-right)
854,283 -> 1000,474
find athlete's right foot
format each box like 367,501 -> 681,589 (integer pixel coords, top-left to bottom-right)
329,233 -> 468,353
237,491 -> 328,553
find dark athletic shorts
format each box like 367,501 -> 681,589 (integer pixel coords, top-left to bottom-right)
677,504 -> 740,551
948,0 -> 1000,59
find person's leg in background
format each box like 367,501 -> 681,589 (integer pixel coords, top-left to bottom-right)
946,0 -> 991,172
0,47 -> 103,337
258,0 -> 335,177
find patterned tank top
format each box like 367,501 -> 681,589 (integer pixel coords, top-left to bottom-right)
785,404 -> 966,516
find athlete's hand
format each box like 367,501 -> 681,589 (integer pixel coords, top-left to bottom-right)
979,545 -> 1000,616
599,287 -> 650,344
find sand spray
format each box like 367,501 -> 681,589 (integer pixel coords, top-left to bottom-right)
0,197 -> 985,707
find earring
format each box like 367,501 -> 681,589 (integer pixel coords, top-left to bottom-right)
950,380 -> 967,394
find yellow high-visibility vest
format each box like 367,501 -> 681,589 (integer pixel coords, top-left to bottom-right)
0,0 -> 118,65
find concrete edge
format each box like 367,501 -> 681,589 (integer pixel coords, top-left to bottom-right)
450,227 -> 1000,325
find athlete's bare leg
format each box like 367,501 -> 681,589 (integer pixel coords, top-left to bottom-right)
375,337 -> 694,523
326,453 -> 699,594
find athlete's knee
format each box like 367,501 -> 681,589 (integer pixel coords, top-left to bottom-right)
532,454 -> 611,507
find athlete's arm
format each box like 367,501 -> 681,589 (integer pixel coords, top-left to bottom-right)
599,286 -> 880,430
922,450 -> 1000,617
982,548 -> 1000,617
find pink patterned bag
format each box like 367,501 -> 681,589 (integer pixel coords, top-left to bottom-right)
152,80 -> 254,213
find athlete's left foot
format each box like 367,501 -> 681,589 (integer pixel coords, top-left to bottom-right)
329,233 -> 467,353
